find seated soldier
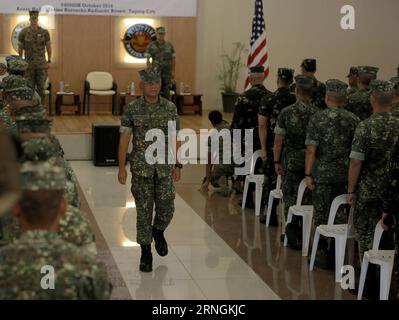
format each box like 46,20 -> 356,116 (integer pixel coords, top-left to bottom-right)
200,110 -> 234,197
0,161 -> 111,299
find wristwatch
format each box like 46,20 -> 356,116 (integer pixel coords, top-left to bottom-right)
175,164 -> 183,169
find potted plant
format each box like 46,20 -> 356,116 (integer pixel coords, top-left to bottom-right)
217,42 -> 247,112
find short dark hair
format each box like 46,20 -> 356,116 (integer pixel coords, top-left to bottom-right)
372,91 -> 394,106
326,91 -> 346,105
279,77 -> 293,86
208,110 -> 223,125
19,190 -> 63,226
296,87 -> 313,99
359,73 -> 376,86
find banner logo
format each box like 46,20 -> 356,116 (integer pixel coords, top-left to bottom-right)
122,24 -> 156,59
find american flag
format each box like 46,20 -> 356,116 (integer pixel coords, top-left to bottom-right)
244,0 -> 269,91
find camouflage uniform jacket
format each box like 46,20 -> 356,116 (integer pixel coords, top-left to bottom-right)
392,103 -> 399,117
0,230 -> 110,299
259,87 -> 296,151
18,26 -> 51,69
120,96 -> 179,178
306,107 -> 360,183
275,100 -> 319,172
0,205 -> 95,252
347,86 -> 358,95
231,84 -> 272,150
345,88 -> 372,121
350,112 -> 399,200
145,41 -> 175,77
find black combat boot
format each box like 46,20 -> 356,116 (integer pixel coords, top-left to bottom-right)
152,227 -> 168,257
140,245 -> 153,272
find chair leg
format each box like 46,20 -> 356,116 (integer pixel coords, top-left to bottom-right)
88,94 -> 91,115
357,257 -> 369,300
380,262 -> 393,300
112,95 -> 116,115
335,235 -> 347,282
254,182 -> 262,216
309,230 -> 320,271
283,210 -> 293,247
242,179 -> 249,209
302,214 -> 313,257
265,193 -> 274,227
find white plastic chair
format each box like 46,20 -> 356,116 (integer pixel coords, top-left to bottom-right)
265,175 -> 283,226
241,150 -> 265,216
357,223 -> 395,300
283,178 -> 314,256
309,194 -> 350,282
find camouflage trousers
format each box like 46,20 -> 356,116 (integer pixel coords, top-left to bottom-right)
210,164 -> 234,187
262,156 -> 277,205
313,181 -> 348,227
354,198 -> 381,255
282,170 -> 307,220
131,172 -> 175,245
26,67 -> 47,101
161,75 -> 172,100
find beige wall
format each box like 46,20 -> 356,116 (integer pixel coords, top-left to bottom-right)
196,0 -> 399,111
0,14 -> 196,113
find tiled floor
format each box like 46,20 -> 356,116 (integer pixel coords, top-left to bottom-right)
72,161 -> 280,300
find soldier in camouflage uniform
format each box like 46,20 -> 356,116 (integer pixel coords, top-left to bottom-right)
18,10 -> 51,102
258,68 -> 296,224
291,59 -> 326,110
390,77 -> 399,116
305,80 -> 359,229
348,80 -> 399,255
0,161 -> 110,299
118,67 -> 181,272
145,27 -> 176,100
347,67 -> 359,95
345,66 -> 379,121
200,110 -> 234,197
274,75 -> 319,248
231,66 -> 271,207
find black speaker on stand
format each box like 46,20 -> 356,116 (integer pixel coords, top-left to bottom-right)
92,123 -> 120,166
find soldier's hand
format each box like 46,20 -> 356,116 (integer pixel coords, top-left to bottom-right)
173,168 -> 181,182
347,193 -> 356,206
118,168 -> 127,185
260,149 -> 267,161
274,164 -> 282,176
305,176 -> 314,191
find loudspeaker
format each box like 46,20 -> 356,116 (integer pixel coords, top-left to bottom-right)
92,124 -> 120,166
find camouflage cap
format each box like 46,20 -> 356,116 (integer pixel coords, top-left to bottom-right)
278,68 -> 294,81
8,59 -> 28,73
15,105 -> 51,133
326,79 -> 348,94
369,79 -> 395,93
294,75 -> 314,89
347,67 -> 359,77
22,137 -> 58,161
156,26 -> 166,34
2,75 -> 30,92
29,10 -> 39,18
5,55 -> 19,68
0,63 -> 7,76
20,161 -> 65,191
301,59 -> 316,72
249,66 -> 265,74
357,66 -> 379,75
139,67 -> 161,83
389,77 -> 399,85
